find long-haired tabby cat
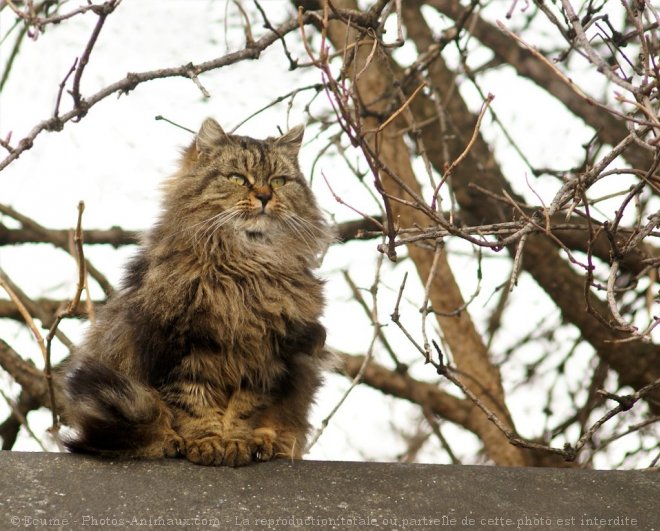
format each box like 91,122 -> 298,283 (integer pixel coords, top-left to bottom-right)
64,118 -> 331,466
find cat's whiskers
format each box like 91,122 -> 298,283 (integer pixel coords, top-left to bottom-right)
198,209 -> 239,240
201,209 -> 244,249
290,213 -> 330,242
183,211 -> 227,247
283,215 -> 320,256
190,208 -> 242,249
180,210 -> 228,236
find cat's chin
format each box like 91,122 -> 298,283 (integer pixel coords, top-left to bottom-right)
239,213 -> 276,234
240,217 -> 274,242
245,230 -> 268,241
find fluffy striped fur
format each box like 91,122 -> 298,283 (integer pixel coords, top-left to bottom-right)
64,118 -> 332,466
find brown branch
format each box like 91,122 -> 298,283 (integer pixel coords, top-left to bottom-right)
0,224 -> 137,246
573,379 -> 660,456
53,59 -> 78,120
0,389 -> 42,450
401,3 -> 660,412
337,350 -> 577,466
336,351 -> 473,429
0,270 -> 48,360
71,1 -> 119,111
0,9 -> 333,172
0,267 -> 62,439
0,338 -> 51,406
0,219 -> 389,246
0,17 -> 28,93
322,0 -> 528,466
429,344 -> 576,461
559,0 -> 638,94
342,270 -> 403,369
425,0 -> 656,178
431,92 -> 493,210
0,203 -> 113,295
0,297 -> 94,322
41,201 -> 87,436
6,0 -> 118,30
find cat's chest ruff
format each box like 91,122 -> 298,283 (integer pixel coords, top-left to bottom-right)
194,262 -> 322,324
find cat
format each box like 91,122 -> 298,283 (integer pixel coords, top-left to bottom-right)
64,118 -> 332,466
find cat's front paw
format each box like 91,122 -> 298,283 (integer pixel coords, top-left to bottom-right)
252,427 -> 302,461
185,435 -> 225,466
163,432 -> 186,458
222,439 -> 254,467
137,430 -> 185,459
184,435 -> 254,467
252,427 -> 276,461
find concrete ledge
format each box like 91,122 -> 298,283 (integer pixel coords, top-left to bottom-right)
0,452 -> 657,530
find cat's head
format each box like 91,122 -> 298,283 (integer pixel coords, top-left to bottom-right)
164,118 -> 331,262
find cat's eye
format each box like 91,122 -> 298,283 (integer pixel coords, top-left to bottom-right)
227,174 -> 248,186
270,176 -> 286,189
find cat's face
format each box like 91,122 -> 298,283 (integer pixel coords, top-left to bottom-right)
169,118 -> 329,256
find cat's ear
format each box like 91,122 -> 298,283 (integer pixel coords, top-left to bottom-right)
273,125 -> 305,155
196,118 -> 231,154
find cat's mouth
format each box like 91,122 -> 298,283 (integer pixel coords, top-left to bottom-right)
238,213 -> 279,242
245,230 -> 266,241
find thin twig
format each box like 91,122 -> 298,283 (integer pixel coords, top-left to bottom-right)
306,242 -> 386,452
431,93 -> 493,210
0,9 -> 334,172
0,270 -> 48,360
0,388 -> 47,451
71,0 -> 119,112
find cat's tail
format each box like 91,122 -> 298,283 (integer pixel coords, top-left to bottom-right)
64,357 -> 179,457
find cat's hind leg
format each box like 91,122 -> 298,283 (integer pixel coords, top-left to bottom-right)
64,357 -> 184,458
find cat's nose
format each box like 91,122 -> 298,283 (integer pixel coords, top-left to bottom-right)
254,188 -> 272,208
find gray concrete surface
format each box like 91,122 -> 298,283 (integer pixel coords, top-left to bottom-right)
0,452 -> 657,530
